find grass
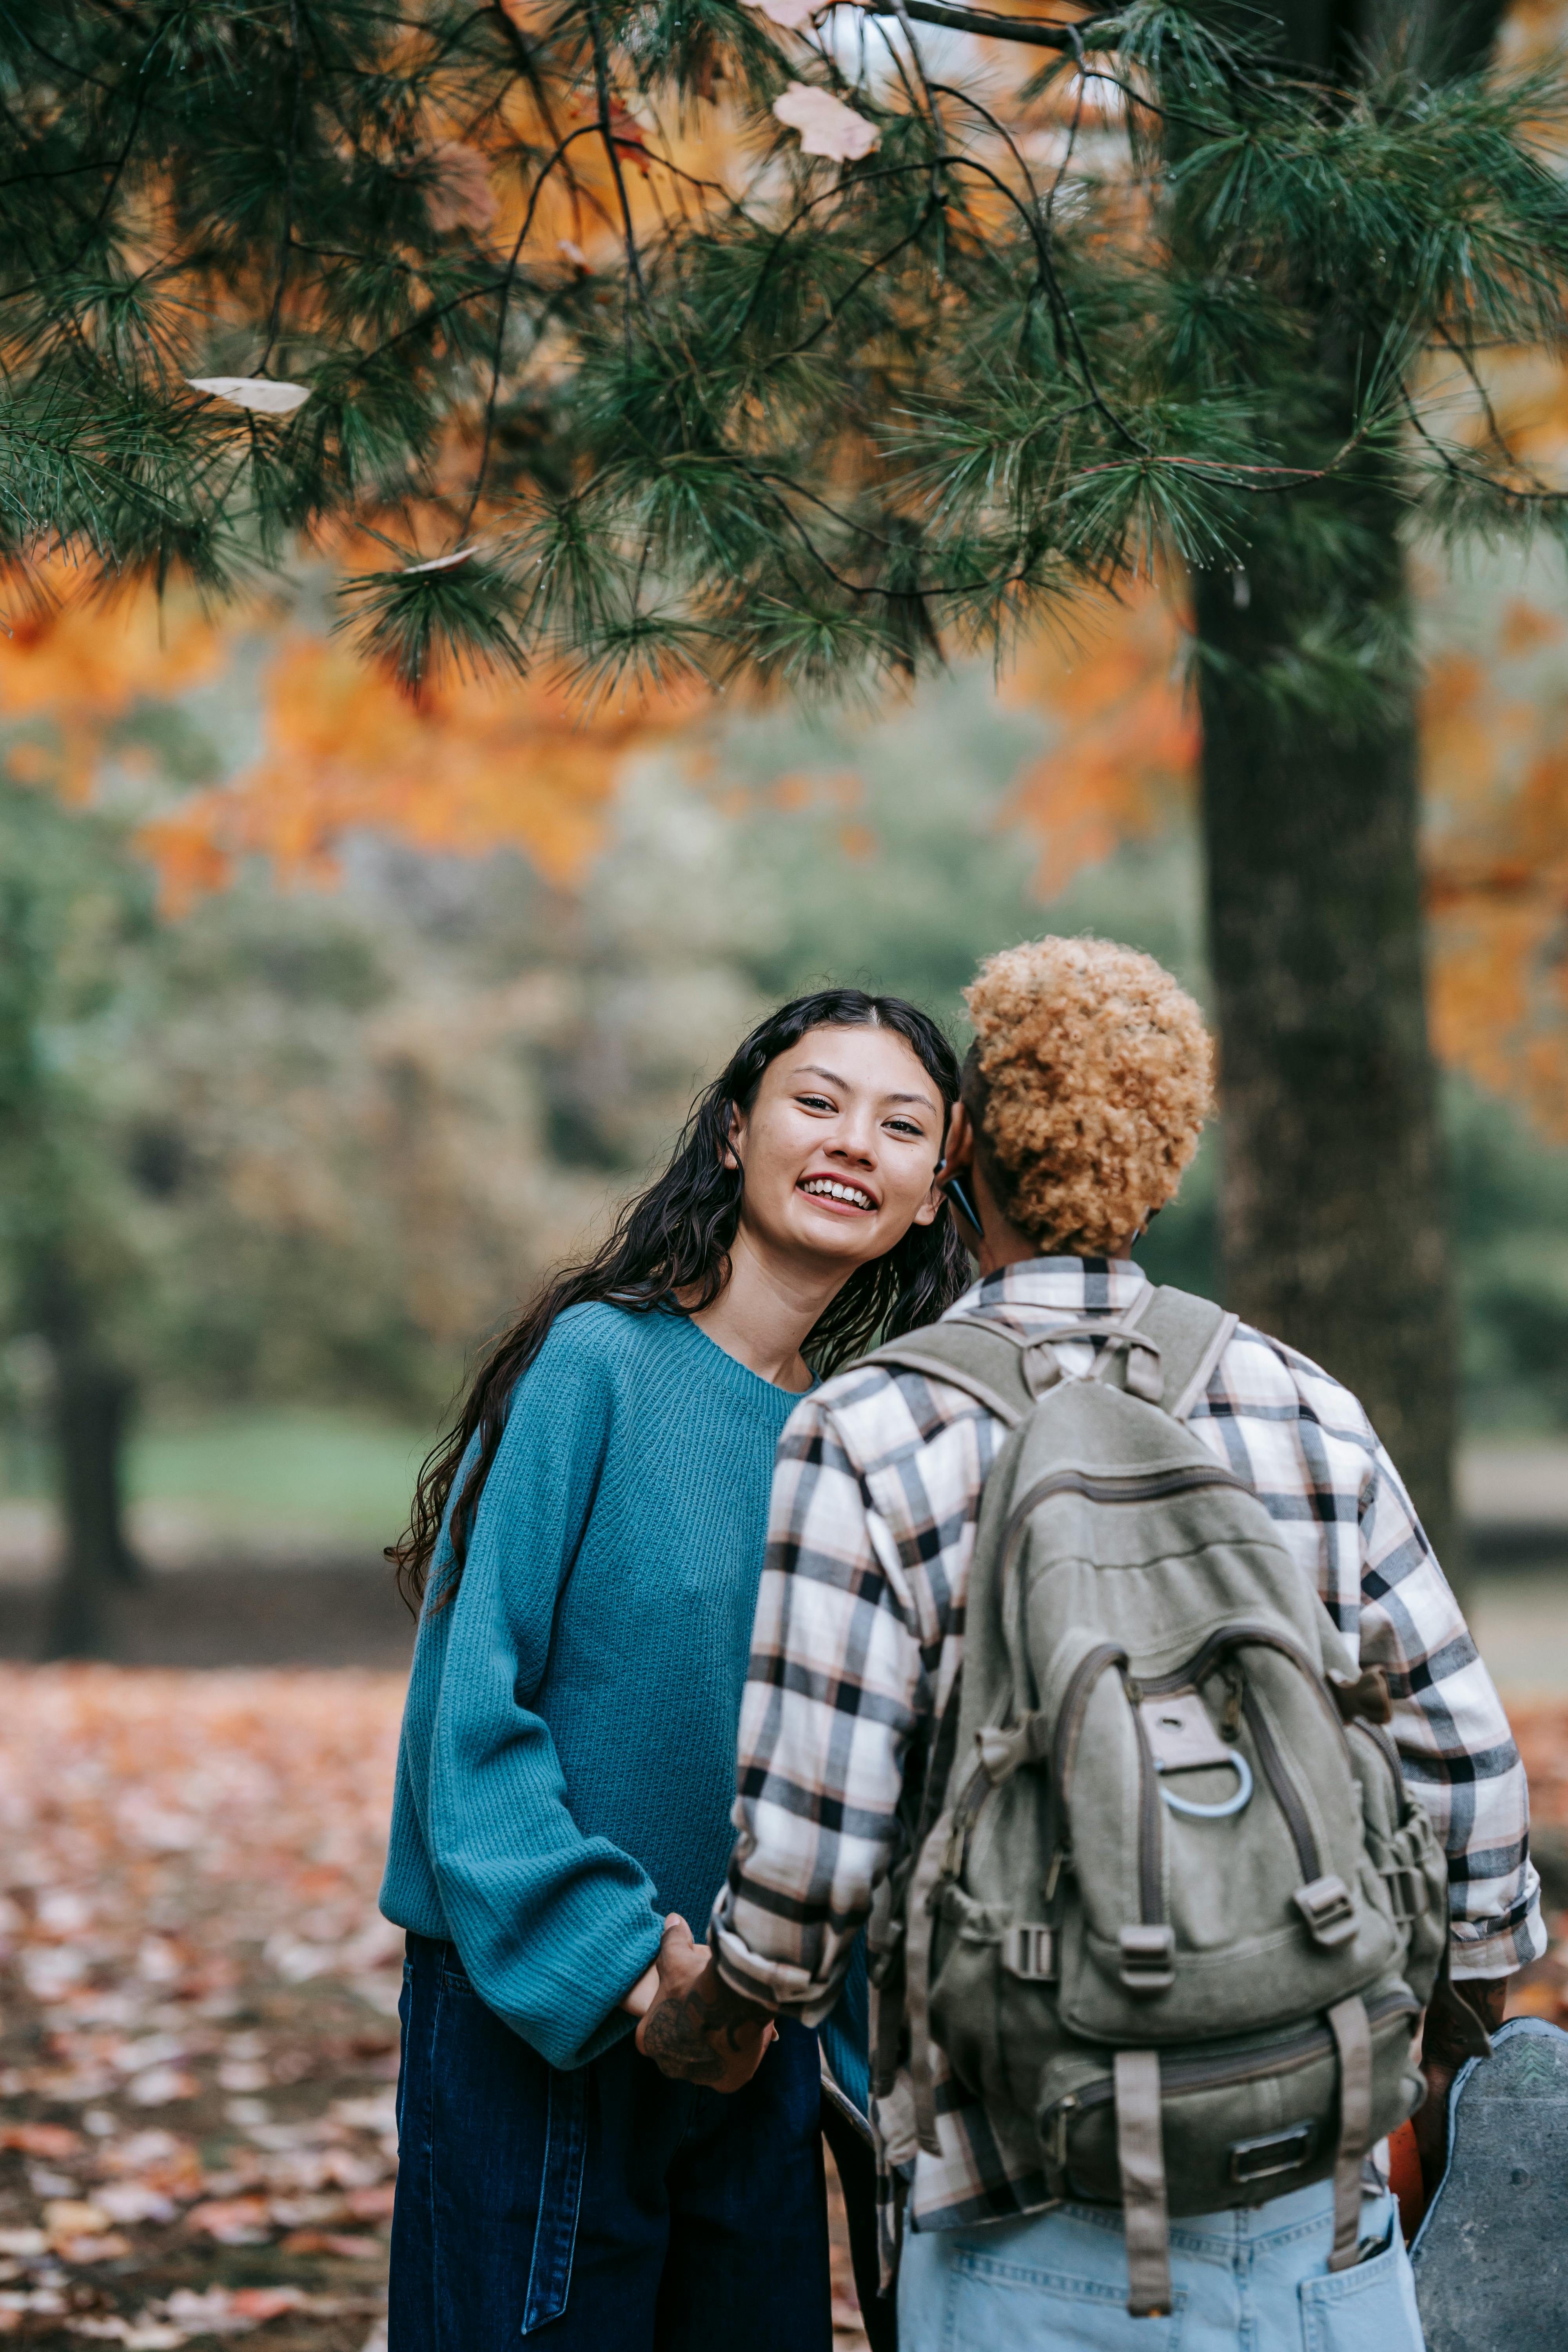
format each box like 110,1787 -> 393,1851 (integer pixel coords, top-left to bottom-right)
2,1410 -> 434,1545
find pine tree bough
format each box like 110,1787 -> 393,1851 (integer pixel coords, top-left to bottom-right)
1,2 -> 1565,700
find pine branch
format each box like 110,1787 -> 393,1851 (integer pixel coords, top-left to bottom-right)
851,0 -> 1111,53
1,0 -> 1566,696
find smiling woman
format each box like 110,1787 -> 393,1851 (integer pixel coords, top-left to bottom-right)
688,1022 -> 959,1394
390,990 -> 967,1613
377,989 -> 967,2352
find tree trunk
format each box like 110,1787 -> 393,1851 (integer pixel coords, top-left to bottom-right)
1190,0 -> 1506,1584
1195,550 -> 1458,1570
31,1242 -> 142,1662
44,1351 -> 141,1660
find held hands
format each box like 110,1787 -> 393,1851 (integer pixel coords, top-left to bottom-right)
634,1914 -> 777,2093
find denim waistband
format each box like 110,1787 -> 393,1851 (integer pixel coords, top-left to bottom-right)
1056,2173 -> 1388,2252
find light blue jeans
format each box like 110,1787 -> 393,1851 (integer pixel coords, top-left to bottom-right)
898,2180 -> 1423,2352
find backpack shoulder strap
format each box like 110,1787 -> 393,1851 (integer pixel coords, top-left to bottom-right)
1137,1286 -> 1239,1421
855,1316 -> 1034,1427
858,1287 -> 1237,1428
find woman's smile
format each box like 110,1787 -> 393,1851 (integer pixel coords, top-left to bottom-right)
798,1174 -> 879,1214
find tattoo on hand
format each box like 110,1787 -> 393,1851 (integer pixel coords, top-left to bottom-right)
639,1973 -> 773,2085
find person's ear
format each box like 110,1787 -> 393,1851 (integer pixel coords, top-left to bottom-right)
942,1100 -> 975,1176
935,1103 -> 985,1245
919,1102 -> 972,1229
721,1103 -> 744,1173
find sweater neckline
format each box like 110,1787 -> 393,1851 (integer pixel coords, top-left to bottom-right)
662,1305 -> 816,1405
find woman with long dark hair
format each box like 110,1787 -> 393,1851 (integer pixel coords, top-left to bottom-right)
380,989 -> 967,2352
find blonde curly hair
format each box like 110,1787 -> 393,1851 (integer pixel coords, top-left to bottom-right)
964,936 -> 1214,1257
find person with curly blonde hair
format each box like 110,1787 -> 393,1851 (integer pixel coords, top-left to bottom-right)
955,935 -> 1214,1259
642,934 -> 1535,2352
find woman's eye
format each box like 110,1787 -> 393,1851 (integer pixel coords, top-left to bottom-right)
798,1094 -> 834,1112
886,1119 -> 925,1138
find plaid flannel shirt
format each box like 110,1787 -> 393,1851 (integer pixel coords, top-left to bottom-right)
710,1257 -> 1545,2235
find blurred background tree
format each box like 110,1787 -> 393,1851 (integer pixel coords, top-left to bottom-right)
7,0 -> 1568,1593
0,764 -> 151,1655
3,545 -> 1566,1654
4,0 -> 1568,1647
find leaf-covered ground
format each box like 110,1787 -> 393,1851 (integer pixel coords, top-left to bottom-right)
1,1670 -> 1564,2348
0,1669 -> 873,2350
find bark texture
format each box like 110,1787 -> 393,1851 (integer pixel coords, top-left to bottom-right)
1191,0 -> 1505,1577
1195,554 -> 1457,1568
35,1259 -> 141,1661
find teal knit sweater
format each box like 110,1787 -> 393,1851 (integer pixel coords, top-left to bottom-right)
378,1301 -> 805,2073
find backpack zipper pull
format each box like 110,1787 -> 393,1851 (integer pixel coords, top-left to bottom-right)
1047,2092 -> 1079,2172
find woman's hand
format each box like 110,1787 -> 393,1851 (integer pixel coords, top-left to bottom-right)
635,1914 -> 777,2092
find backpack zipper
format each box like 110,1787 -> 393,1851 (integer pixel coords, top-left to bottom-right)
1240,1686 -> 1322,1886
1052,1642 -> 1129,1802
1127,1675 -> 1164,1926
1001,1463 -> 1252,1568
1040,1986 -> 1418,2143
1050,1642 -> 1165,1931
1145,1624 -> 1347,1891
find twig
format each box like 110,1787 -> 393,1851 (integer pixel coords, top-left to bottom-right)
585,1 -> 649,308
259,0 -> 305,371
848,0 -> 1114,53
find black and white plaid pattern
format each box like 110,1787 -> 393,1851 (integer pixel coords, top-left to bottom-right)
711,1258 -> 1544,2234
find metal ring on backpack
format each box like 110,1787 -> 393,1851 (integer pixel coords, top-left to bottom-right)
1156,1752 -> 1253,1819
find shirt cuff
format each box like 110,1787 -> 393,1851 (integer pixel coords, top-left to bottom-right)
710,1912 -> 843,2028
1448,1869 -> 1548,1979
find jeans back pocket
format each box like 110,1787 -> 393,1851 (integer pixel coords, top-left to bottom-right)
1298,2233 -> 1424,2352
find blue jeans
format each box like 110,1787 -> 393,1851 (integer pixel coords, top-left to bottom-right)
897,2180 -> 1422,2352
389,1934 -> 833,2352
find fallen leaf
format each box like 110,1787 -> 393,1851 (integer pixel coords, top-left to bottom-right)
0,2123 -> 84,2160
185,2197 -> 274,2246
43,2199 -> 111,2238
772,84 -> 880,160
184,378 -> 311,416
279,2229 -> 383,2258
345,2183 -> 397,2221
94,2184 -> 180,2226
65,2324 -> 187,2348
155,2288 -> 265,2335
56,2230 -> 132,2262
125,2065 -> 199,2107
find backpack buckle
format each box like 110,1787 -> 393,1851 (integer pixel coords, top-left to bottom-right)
1118,1924 -> 1176,1993
1380,1863 -> 1425,1923
1292,1874 -> 1357,1948
1002,1923 -> 1057,1982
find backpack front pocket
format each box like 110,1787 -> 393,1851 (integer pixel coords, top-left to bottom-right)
1056,1638 -> 1400,2047
1036,1988 -> 1422,2218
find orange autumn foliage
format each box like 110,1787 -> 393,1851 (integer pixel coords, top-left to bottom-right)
1000,591 -> 1198,891
0,589 -> 224,797
1423,604 -> 1568,1140
139,633 -> 703,913
5,561 -> 1566,1150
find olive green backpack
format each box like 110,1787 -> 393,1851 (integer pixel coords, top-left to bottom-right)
860,1289 -> 1448,2317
